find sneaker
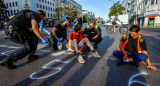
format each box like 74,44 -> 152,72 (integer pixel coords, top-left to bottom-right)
67,48 -> 74,52
92,52 -> 101,59
26,55 -> 39,61
78,55 -> 85,64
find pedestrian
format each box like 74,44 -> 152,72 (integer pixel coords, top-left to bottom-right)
96,17 -> 101,26
111,13 -> 122,33
39,19 -> 50,35
113,25 -> 157,71
0,10 -> 48,69
67,24 -> 101,64
74,13 -> 82,26
83,21 -> 102,49
48,20 -> 70,50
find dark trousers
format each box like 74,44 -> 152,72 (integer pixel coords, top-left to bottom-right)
50,33 -> 66,50
88,37 -> 102,47
9,32 -> 38,62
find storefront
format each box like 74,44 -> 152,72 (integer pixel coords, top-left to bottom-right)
144,12 -> 159,26
138,12 -> 145,26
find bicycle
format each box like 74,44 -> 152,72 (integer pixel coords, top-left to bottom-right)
106,23 -> 128,34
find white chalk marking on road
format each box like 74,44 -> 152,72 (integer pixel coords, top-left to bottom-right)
37,44 -> 48,50
109,57 -> 118,60
128,72 -> 149,86
1,50 -> 15,56
38,50 -> 51,52
0,45 -> 8,47
153,36 -> 160,40
30,59 -> 69,79
51,51 -> 66,56
7,46 -> 20,49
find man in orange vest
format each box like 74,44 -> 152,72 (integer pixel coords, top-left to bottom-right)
113,25 -> 157,71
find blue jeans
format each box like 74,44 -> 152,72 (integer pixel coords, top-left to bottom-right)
113,50 -> 148,62
39,26 -> 50,35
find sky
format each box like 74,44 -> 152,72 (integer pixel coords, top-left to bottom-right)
74,0 -> 123,20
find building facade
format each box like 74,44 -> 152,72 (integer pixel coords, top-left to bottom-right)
55,0 -> 82,14
4,0 -> 56,19
122,0 -> 160,27
82,10 -> 95,21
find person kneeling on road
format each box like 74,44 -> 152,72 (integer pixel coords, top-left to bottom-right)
67,24 -> 101,64
48,20 -> 70,50
0,10 -> 48,69
113,25 -> 157,71
83,21 -> 102,49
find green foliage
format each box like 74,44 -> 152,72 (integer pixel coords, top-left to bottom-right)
108,1 -> 125,18
83,14 -> 91,23
55,6 -> 78,22
0,0 -> 8,22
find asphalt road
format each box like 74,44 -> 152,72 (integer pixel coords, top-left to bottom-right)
0,26 -> 160,86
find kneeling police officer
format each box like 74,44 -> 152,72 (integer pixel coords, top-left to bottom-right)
0,10 -> 48,69
83,21 -> 102,49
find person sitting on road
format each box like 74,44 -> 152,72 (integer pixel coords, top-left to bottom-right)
39,19 -> 50,35
83,21 -> 102,49
48,20 -> 70,50
113,25 -> 157,71
67,24 -> 101,64
111,13 -> 122,33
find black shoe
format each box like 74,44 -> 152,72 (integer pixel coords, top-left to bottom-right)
0,58 -> 17,69
131,62 -> 139,67
26,55 -> 39,61
116,60 -> 125,66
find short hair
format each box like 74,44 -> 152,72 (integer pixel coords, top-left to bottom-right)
37,10 -> 46,16
115,13 -> 119,16
74,24 -> 82,32
90,21 -> 95,25
129,25 -> 140,33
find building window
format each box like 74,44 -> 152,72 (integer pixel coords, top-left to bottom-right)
51,8 -> 52,11
14,10 -> 16,14
48,13 -> 50,17
48,1 -> 49,4
46,6 -> 47,10
6,3 -> 8,7
25,1 -> 29,7
151,0 -> 155,5
45,0 -> 47,3
51,14 -> 52,18
53,3 -> 54,6
37,4 -> 39,8
40,5 -> 42,8
11,10 -> 13,15
39,0 -> 41,2
42,0 -> 44,3
12,2 -> 15,7
15,2 -> 18,6
9,3 -> 11,7
43,5 -> 45,9
17,10 -> 19,12
50,2 -> 52,5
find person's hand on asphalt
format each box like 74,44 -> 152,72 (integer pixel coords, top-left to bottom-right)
56,38 -> 61,42
147,65 -> 157,71
42,39 -> 48,43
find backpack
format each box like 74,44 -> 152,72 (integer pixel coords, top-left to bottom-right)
4,9 -> 34,43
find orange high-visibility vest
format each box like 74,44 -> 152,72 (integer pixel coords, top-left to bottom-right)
119,34 -> 142,54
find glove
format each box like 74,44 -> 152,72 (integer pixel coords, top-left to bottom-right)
38,38 -> 42,42
56,38 -> 61,42
42,39 -> 48,43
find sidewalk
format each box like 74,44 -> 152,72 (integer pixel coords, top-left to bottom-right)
140,26 -> 160,29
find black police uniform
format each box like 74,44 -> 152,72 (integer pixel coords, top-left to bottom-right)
0,10 -> 41,69
49,23 -> 67,50
84,26 -> 102,49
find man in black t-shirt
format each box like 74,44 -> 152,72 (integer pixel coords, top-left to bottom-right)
0,10 -> 48,69
75,13 -> 82,26
49,20 -> 70,50
113,25 -> 157,71
83,21 -> 102,49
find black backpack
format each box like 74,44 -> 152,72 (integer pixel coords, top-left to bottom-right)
4,9 -> 34,43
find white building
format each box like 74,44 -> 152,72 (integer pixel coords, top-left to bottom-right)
4,0 -> 56,19
122,0 -> 160,26
55,0 -> 82,14
82,10 -> 95,21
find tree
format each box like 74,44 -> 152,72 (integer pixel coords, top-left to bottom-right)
108,1 -> 125,18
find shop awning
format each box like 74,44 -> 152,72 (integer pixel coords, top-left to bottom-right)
145,12 -> 159,17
